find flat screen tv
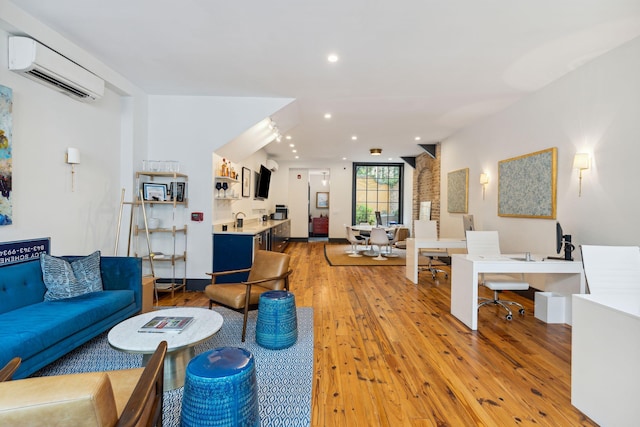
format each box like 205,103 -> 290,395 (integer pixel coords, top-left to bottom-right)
254,165 -> 271,199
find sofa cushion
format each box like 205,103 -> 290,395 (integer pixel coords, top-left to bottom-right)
40,251 -> 103,300
0,260 -> 46,314
0,290 -> 135,363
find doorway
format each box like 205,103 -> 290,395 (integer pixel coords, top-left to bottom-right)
309,169 -> 330,240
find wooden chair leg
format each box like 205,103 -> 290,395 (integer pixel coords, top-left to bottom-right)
241,288 -> 252,342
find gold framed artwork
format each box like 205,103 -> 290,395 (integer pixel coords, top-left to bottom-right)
316,192 -> 329,209
447,168 -> 469,213
498,147 -> 557,219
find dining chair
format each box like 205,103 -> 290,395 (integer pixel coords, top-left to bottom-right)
414,219 -> 449,279
369,228 -> 391,261
346,225 -> 368,257
384,227 -> 401,258
465,230 -> 529,320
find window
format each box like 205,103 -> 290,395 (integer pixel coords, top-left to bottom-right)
352,163 -> 403,226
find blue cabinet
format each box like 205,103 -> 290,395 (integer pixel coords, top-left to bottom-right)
212,234 -> 254,283
212,220 -> 290,282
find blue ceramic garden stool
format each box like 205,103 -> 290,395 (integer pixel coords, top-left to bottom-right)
181,347 -> 259,427
256,290 -> 298,349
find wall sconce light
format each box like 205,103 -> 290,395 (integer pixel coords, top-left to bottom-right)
479,173 -> 489,200
370,148 -> 382,156
66,147 -> 80,192
573,153 -> 590,197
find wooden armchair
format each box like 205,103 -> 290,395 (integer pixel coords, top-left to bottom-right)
117,340 -> 167,427
206,250 -> 292,342
0,357 -> 21,382
0,341 -> 167,427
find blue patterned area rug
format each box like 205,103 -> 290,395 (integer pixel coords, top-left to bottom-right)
34,306 -> 313,427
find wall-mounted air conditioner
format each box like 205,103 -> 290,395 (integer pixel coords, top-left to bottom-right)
266,159 -> 279,172
8,36 -> 105,101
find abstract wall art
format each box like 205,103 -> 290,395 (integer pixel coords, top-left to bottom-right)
447,168 -> 468,213
0,85 -> 12,226
498,147 -> 557,219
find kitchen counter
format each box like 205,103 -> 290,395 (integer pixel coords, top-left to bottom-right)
212,219 -> 289,235
212,219 -> 290,282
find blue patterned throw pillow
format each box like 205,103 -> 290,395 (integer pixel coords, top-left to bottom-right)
40,251 -> 103,301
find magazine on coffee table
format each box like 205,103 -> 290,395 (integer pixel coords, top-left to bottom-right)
138,316 -> 194,333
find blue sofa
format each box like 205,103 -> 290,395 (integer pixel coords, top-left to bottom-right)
0,256 -> 142,379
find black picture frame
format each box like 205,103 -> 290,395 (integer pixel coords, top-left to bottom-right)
142,183 -> 167,201
242,167 -> 251,197
171,182 -> 186,202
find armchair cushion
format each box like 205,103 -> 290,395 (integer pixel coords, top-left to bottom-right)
0,372 -> 120,427
0,341 -> 165,427
207,284 -> 272,309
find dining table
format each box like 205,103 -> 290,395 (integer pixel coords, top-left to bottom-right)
350,224 -> 396,256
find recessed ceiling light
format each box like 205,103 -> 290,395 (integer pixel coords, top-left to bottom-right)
324,113 -> 332,119
370,148 -> 382,156
286,135 -> 292,140
292,149 -> 297,153
289,143 -> 295,147
415,136 -> 421,141
388,157 -> 393,161
295,155 -> 299,159
342,157 -> 347,161
351,135 -> 357,140
327,54 -> 339,63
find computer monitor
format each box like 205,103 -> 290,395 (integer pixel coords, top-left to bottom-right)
462,214 -> 475,232
555,222 -> 575,261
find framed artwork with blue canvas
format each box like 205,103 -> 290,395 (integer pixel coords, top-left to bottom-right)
0,85 -> 12,226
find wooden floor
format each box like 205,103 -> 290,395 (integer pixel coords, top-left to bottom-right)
159,241 -> 597,427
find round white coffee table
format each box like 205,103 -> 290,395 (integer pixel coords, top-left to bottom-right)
108,307 -> 223,390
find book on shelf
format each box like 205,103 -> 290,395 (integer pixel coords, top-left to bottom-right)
138,316 -> 194,333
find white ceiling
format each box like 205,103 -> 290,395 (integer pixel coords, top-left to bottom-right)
9,0 -> 640,162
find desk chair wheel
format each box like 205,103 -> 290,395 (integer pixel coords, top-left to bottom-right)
518,308 -> 525,315
505,314 -> 513,320
432,272 -> 449,280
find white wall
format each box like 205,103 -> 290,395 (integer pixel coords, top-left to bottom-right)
147,96 -> 293,278
212,150 -> 274,226
440,36 -> 640,255
0,28 -> 143,255
273,159 -> 354,239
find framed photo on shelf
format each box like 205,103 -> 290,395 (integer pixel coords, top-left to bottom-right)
242,167 -> 251,197
142,183 -> 167,201
316,192 -> 329,208
171,182 -> 186,202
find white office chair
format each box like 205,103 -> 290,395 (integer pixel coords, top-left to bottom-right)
369,228 -> 390,261
465,230 -> 529,320
580,245 -> 640,294
346,225 -> 368,257
414,220 -> 449,280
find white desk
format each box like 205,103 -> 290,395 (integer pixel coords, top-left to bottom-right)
451,254 -> 585,330
405,238 -> 467,284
